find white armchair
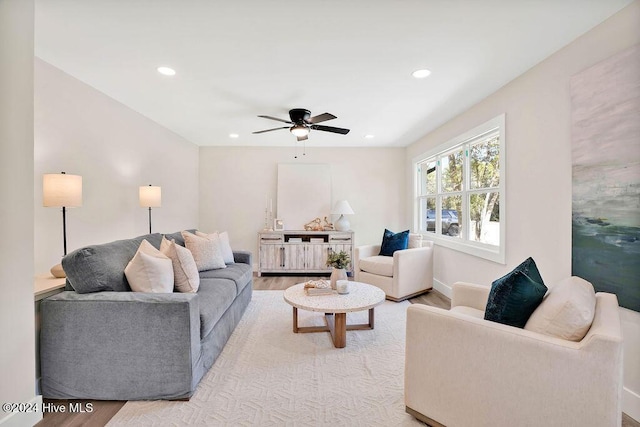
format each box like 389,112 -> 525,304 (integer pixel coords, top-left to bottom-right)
405,280 -> 623,427
354,237 -> 433,301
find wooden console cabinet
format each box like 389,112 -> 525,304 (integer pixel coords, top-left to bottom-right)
258,230 -> 353,276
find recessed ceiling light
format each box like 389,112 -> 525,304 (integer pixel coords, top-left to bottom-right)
157,66 -> 176,76
412,69 -> 431,79
365,134 -> 375,139
229,133 -> 239,138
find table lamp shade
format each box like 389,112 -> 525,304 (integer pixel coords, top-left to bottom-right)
43,173 -> 82,207
139,185 -> 161,208
332,200 -> 354,215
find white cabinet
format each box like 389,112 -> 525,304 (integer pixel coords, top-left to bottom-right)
258,231 -> 353,276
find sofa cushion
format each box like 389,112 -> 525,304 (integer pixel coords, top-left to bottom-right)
124,240 -> 174,293
161,237 -> 200,293
197,278 -> 237,339
199,263 -> 252,295
379,229 -> 409,256
162,229 -> 196,247
484,257 -> 547,328
196,231 -> 234,264
182,231 -> 226,271
63,233 -> 163,293
408,233 -> 423,249
524,276 -> 596,341
358,256 -> 394,277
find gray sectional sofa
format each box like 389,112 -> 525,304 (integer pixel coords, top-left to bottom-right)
40,231 -> 252,400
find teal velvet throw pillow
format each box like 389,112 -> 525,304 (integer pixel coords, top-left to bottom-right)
484,257 -> 547,328
379,229 -> 409,256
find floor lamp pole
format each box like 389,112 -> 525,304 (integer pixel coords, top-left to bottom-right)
62,206 -> 67,256
148,207 -> 152,234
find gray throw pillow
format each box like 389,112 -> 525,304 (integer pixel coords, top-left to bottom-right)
62,233 -> 163,293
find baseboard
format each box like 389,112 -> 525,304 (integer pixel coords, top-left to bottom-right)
624,386 -> 640,423
433,278 -> 452,299
0,395 -> 42,427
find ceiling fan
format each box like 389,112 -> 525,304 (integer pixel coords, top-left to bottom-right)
253,108 -> 350,141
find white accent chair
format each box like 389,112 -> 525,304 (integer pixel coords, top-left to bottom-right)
354,235 -> 433,301
405,280 -> 623,427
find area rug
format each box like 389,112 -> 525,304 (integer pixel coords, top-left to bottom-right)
107,290 -> 422,426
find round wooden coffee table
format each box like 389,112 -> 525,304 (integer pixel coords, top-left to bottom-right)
283,281 -> 385,348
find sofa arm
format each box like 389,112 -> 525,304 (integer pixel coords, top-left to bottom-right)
40,291 -> 200,400
451,281 -> 490,311
405,304 -> 622,427
233,250 -> 252,265
354,245 -> 381,280
393,246 -> 433,291
355,244 -> 380,260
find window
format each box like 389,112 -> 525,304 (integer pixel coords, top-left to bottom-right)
414,114 -> 505,263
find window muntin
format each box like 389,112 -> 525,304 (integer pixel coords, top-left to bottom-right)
414,114 -> 505,263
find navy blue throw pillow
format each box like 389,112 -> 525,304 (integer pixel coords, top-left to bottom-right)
484,257 -> 547,328
379,229 -> 409,256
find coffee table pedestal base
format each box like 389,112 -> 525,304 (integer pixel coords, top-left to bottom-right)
292,307 -> 375,348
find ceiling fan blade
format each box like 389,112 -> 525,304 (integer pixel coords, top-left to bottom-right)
310,124 -> 350,135
297,135 -> 308,142
308,112 -> 336,124
252,126 -> 289,134
257,115 -> 292,124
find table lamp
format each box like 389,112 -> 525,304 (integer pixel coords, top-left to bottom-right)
332,200 -> 354,231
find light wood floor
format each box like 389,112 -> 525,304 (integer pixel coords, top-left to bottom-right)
35,274 -> 639,427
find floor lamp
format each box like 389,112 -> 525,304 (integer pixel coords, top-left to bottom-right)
43,172 -> 83,277
139,185 -> 161,233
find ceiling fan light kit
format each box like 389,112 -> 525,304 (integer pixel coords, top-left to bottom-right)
253,108 -> 350,141
290,124 -> 309,137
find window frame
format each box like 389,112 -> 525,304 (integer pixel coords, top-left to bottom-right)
413,114 -> 506,264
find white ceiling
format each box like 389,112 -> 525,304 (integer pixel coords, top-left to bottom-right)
35,0 -> 632,148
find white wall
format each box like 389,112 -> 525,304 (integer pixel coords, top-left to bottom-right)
34,58 -> 200,274
0,0 -> 41,426
199,146 -> 406,268
405,2 -> 640,419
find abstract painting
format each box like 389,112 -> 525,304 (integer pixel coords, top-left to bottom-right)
571,44 -> 640,312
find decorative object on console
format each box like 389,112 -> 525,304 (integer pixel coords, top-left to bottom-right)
304,217 -> 324,231
484,257 -> 547,328
327,250 -> 350,290
263,196 -> 274,231
139,185 -> 161,233
43,171 -> 83,278
379,228 -> 409,256
332,200 -> 354,231
323,216 -> 334,230
274,218 -> 284,231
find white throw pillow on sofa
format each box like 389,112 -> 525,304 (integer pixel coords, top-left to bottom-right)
182,231 -> 226,271
124,239 -> 174,293
196,230 -> 234,264
160,237 -> 200,293
524,276 -> 596,342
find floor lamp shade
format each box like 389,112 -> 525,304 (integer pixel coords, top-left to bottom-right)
139,185 -> 161,208
332,200 -> 354,232
43,173 -> 83,208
